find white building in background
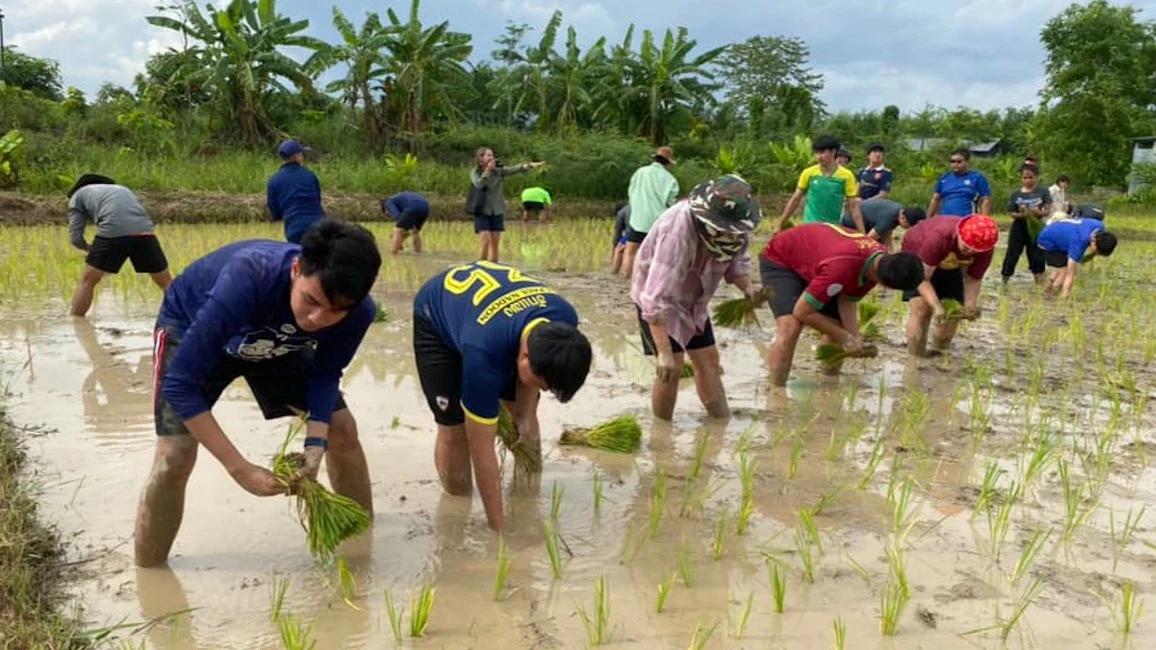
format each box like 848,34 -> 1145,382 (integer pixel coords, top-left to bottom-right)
1129,135 -> 1156,195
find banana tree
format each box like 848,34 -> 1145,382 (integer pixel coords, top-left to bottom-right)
630,27 -> 726,146
548,27 -> 607,134
310,7 -> 392,149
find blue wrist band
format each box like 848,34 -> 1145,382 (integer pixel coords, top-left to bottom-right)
304,437 -> 329,451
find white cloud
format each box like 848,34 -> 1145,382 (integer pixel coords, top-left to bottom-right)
488,0 -> 613,32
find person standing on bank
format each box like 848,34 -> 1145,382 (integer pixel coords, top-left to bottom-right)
623,146 -> 680,278
1048,174 -> 1072,217
135,220 -> 381,567
928,149 -> 991,218
67,174 -> 172,317
858,143 -> 894,201
381,190 -> 431,255
267,140 -> 325,244
632,175 -> 763,421
1000,165 -> 1050,286
469,147 -> 545,263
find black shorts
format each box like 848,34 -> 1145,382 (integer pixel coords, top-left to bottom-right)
759,258 -> 841,321
87,235 -> 168,274
413,316 -> 515,426
522,201 -> 545,212
1043,249 -> 1070,268
636,305 -> 716,354
152,328 -> 346,436
902,267 -> 964,302
474,214 -> 506,233
625,228 -> 647,245
395,209 -> 429,231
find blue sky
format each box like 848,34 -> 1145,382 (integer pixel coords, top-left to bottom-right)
7,0 -> 1156,113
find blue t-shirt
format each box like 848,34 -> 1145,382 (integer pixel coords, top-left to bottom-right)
1037,218 -> 1104,263
266,163 -> 325,243
935,170 -> 991,217
857,166 -> 894,200
157,240 -> 375,424
383,191 -> 430,220
413,261 -> 579,424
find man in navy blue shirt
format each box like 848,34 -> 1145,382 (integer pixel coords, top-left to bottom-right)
134,219 -> 381,567
929,149 -> 992,218
858,143 -> 894,201
381,191 -> 431,254
267,140 -> 325,244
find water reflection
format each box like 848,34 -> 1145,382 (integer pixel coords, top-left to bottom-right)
72,318 -> 156,438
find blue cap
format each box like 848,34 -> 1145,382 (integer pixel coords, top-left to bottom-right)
278,140 -> 309,159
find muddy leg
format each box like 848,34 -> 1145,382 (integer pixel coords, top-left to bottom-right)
326,409 -> 373,513
768,315 -> 803,386
931,318 -> 959,351
149,270 -> 172,292
687,345 -> 730,419
651,351 -> 684,421
390,228 -> 405,254
611,245 -> 625,275
623,242 -> 640,279
412,231 -> 423,254
905,298 -> 932,357
134,435 -> 198,567
435,424 -> 472,496
70,265 -> 106,317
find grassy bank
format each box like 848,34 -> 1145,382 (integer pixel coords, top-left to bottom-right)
0,407 -> 84,648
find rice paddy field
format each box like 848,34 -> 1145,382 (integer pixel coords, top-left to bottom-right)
1,216 -> 1155,649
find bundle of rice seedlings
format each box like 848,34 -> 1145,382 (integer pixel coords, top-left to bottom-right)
559,415 -> 642,453
272,449 -> 372,565
939,299 -> 966,320
815,343 -> 880,367
858,301 -> 882,340
713,288 -> 770,329
681,360 -> 695,378
1026,215 -> 1045,241
496,405 -> 542,474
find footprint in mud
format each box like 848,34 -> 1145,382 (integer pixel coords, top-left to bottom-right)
935,576 -> 1001,604
916,604 -> 939,629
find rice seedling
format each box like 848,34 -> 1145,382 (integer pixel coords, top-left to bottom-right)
679,476 -> 721,519
985,482 -> 1019,559
268,573 -> 289,622
335,557 -> 358,607
1109,580 -> 1145,635
998,578 -> 1045,642
384,588 -> 404,645
795,527 -> 816,584
813,488 -> 838,516
1057,460 -> 1097,542
559,415 -> 642,453
681,360 -> 695,378
832,616 -> 847,649
789,431 -> 806,478
678,548 -> 696,588
687,619 -> 720,650
798,507 -> 824,556
277,613 -> 317,650
859,300 -> 882,340
647,469 -> 666,539
408,583 -> 436,638
493,535 -> 511,601
815,343 -> 880,366
543,519 -> 565,580
549,480 -> 564,522
972,460 -> 1002,518
592,471 -> 603,513
1019,431 -> 1058,497
768,557 -> 787,613
1109,506 -> 1146,571
1008,527 -> 1051,586
939,298 -> 965,319
576,576 -> 611,646
879,544 -> 910,636
270,430 -> 372,566
712,508 -> 730,560
655,572 -> 676,613
712,288 -> 768,329
730,591 -> 755,639
735,452 -> 757,535
858,435 -> 888,489
496,405 -> 541,474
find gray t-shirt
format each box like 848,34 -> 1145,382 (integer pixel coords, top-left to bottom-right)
68,184 -> 155,250
842,199 -> 903,237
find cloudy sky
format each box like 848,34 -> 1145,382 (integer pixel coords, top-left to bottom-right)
7,0 -> 1156,113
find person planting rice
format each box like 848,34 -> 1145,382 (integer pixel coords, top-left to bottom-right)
267,140 -> 325,244
134,219 -> 381,567
412,261 -> 592,532
611,201 -> 631,275
381,190 -> 431,254
839,199 -> 926,252
66,174 -> 172,317
631,174 -> 762,420
1037,217 -> 1118,298
777,135 -> 865,233
761,223 -> 925,386
901,214 -> 999,357
623,146 -> 680,277
520,186 -> 553,224
1000,164 -> 1051,287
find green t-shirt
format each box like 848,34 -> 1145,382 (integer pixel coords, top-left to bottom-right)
521,187 -> 552,205
797,165 -> 858,224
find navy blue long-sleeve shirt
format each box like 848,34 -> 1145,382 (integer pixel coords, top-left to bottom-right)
266,163 -> 325,243
156,240 -> 375,424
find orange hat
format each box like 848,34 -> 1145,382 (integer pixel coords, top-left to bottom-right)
958,213 -> 998,252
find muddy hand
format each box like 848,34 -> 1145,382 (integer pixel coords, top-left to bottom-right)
843,334 -> 865,356
230,462 -> 286,497
932,305 -> 948,325
295,446 -> 325,483
962,305 -> 982,321
656,351 -> 680,383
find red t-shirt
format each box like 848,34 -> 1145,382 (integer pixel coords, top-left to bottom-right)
761,223 -> 885,309
900,216 -> 992,279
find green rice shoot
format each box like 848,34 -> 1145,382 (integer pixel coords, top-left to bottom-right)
681,360 -> 695,378
496,404 -> 542,474
559,415 -> 643,453
1026,215 -> 1044,241
712,287 -> 770,329
815,343 -> 880,367
940,299 -> 966,319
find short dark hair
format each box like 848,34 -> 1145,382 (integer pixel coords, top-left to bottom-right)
68,173 -> 116,198
950,148 -> 971,161
902,206 -> 927,227
299,219 -> 382,309
1021,164 -> 1039,176
875,253 -> 924,291
813,135 -> 840,153
1096,231 -> 1118,257
867,143 -> 886,154
527,322 -> 592,403
1056,174 -> 1070,184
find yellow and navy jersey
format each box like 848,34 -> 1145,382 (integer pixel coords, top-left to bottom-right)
413,261 -> 579,423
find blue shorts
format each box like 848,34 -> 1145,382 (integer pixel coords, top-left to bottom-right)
474,214 -> 505,233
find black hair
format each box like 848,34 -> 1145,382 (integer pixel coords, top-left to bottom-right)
1056,174 -> 1070,184
68,173 -> 116,198
867,143 -> 886,154
299,219 -> 382,309
527,322 -> 592,403
1020,164 -> 1039,176
813,135 -> 840,153
950,148 -> 971,161
613,201 -> 628,216
875,253 -> 924,291
902,206 -> 927,227
837,148 -> 851,160
1095,231 -> 1118,257
653,154 -> 671,165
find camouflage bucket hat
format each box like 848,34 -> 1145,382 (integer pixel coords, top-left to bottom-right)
688,174 -> 762,234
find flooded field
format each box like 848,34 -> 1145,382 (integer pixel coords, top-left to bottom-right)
1,221 -> 1154,649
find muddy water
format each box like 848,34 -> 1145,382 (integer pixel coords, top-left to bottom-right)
2,251 -> 1155,649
